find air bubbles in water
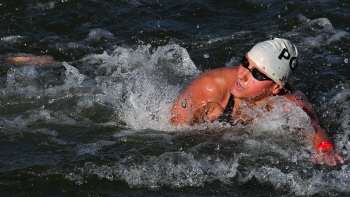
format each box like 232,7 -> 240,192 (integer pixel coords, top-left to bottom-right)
204,54 -> 209,58
344,58 -> 348,63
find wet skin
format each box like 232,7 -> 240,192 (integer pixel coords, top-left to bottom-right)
171,55 -> 344,166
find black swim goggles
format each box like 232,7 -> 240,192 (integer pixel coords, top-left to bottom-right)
240,56 -> 272,81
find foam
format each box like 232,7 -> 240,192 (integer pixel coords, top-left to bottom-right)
317,88 -> 350,160
0,35 -> 26,43
62,62 -> 86,87
31,1 -> 56,10
84,29 -> 114,43
1,40 -> 349,195
289,14 -> 349,48
80,44 -> 200,130
76,140 -> 116,156
1,44 -> 200,132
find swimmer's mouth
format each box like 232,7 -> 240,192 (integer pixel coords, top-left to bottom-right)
235,81 -> 244,90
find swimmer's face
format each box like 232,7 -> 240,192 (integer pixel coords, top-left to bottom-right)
232,55 -> 281,100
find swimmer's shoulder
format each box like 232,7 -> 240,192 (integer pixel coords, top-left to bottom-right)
281,83 -> 309,104
197,66 -> 238,82
187,67 -> 237,98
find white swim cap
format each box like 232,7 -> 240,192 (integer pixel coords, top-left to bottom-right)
247,38 -> 298,86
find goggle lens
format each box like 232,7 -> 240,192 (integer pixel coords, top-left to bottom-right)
241,56 -> 272,81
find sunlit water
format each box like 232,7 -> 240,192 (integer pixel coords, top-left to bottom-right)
1,0 -> 350,196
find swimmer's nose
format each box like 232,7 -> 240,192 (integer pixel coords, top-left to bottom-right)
237,65 -> 249,82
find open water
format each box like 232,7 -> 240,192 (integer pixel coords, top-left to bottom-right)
1,0 -> 350,196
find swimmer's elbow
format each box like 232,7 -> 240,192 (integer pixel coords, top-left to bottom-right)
170,106 -> 196,126
170,118 -> 181,126
170,114 -> 191,126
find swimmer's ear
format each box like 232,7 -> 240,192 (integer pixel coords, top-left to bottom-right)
271,83 -> 283,95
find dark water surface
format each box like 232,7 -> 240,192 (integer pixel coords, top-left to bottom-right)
1,0 -> 350,196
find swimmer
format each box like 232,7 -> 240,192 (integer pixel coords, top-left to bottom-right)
170,38 -> 344,166
5,53 -> 54,65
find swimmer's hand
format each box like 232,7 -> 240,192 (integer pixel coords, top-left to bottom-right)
313,149 -> 344,166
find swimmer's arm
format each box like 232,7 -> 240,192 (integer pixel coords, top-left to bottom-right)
5,54 -> 54,65
286,90 -> 344,165
170,77 -> 226,126
170,89 -> 205,125
170,91 -> 224,126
